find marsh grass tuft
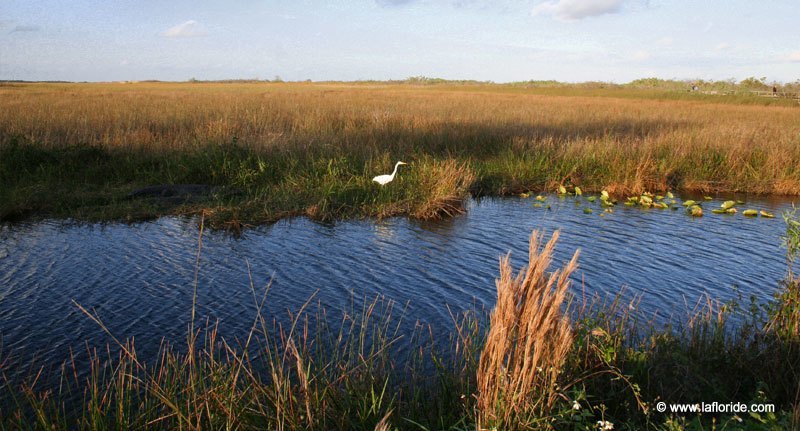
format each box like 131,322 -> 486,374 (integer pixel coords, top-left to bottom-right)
410,159 -> 475,220
476,230 -> 578,430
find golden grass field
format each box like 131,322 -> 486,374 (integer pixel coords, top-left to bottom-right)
1,81 -> 800,224
2,83 -> 800,428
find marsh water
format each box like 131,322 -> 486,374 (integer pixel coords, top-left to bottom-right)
0,195 -> 795,372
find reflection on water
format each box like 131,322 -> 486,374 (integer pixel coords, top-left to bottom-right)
0,195 -> 795,371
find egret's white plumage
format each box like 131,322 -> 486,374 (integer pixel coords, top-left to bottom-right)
372,161 -> 407,185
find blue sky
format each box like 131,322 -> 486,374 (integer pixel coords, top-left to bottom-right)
1,0 -> 798,83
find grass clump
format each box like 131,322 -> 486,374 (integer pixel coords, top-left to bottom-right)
476,231 -> 577,429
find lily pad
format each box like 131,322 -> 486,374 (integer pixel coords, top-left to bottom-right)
574,186 -> 582,196
519,192 -> 530,198
703,196 -> 713,200
742,209 -> 758,217
583,207 -> 593,214
688,205 -> 703,217
721,200 -> 736,210
760,210 -> 775,218
535,195 -> 547,202
711,209 -> 727,214
666,191 -> 674,199
682,200 -> 697,207
558,185 -> 567,195
587,196 -> 596,202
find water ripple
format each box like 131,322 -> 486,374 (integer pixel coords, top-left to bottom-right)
0,195 -> 795,371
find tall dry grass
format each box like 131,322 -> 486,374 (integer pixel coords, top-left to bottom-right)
2,82 -> 800,223
411,159 -> 475,220
476,230 -> 579,430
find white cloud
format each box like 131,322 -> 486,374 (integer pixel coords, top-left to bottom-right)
715,42 -> 730,50
163,20 -> 208,38
532,0 -> 624,21
376,0 -> 415,5
631,49 -> 650,61
787,51 -> 800,62
656,37 -> 673,46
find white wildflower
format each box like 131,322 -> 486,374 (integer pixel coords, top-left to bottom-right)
572,400 -> 581,410
596,420 -> 614,430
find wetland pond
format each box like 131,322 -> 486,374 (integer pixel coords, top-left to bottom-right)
0,194 -> 796,373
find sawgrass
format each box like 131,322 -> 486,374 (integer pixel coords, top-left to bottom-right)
2,82 -> 800,227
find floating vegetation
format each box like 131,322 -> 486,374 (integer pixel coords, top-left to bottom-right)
526,190 -> 775,222
519,192 -> 531,198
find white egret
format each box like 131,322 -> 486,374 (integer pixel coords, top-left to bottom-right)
372,161 -> 407,185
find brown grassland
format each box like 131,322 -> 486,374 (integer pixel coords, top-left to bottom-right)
1,81 -> 799,226
2,82 -> 800,429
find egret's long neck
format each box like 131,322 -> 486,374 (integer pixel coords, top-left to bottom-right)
390,162 -> 401,178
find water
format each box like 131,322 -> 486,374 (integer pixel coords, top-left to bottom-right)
0,195 -> 794,372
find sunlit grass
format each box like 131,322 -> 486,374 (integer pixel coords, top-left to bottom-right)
2,81 -> 799,227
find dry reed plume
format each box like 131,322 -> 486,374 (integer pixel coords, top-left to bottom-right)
476,230 -> 579,430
